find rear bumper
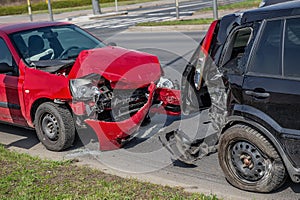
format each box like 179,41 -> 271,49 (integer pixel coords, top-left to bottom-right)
85,83 -> 156,151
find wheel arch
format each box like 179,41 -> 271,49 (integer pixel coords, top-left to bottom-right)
30,98 -> 73,126
222,105 -> 300,183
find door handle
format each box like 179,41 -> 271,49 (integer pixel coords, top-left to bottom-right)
245,90 -> 270,99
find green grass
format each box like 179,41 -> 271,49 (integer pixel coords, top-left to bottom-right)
0,145 -> 219,200
201,0 -> 261,12
0,0 -> 154,16
217,0 -> 261,10
36,0 -> 155,15
137,18 -> 214,26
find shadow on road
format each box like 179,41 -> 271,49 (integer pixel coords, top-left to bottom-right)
272,177 -> 300,194
0,123 -> 39,149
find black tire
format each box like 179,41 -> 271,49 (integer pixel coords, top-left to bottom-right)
34,102 -> 75,151
218,124 -> 287,193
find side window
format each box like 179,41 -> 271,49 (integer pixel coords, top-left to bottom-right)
0,38 -> 17,76
249,20 -> 282,75
284,18 -> 300,77
221,27 -> 253,74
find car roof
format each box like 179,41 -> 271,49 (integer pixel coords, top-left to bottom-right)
223,1 -> 300,25
0,21 -> 71,34
259,0 -> 295,7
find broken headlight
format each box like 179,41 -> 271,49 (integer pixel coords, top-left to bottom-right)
156,77 -> 175,89
70,74 -> 101,101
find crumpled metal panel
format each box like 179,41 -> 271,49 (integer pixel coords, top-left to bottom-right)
159,56 -> 227,164
68,46 -> 161,89
85,83 -> 156,151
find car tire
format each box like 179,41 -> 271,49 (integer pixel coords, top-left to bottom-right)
34,102 -> 75,151
218,124 -> 286,192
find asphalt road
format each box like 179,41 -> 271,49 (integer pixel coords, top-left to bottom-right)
2,30 -> 300,200
80,1 -> 206,37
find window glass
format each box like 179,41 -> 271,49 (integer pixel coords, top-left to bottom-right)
0,38 -> 17,75
0,38 -> 13,67
10,25 -> 105,63
249,20 -> 282,75
284,18 -> 300,77
221,27 -> 253,74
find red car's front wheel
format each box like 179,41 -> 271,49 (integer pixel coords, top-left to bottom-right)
34,102 -> 75,151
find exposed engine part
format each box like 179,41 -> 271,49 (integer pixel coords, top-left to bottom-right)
95,85 -> 113,113
103,87 -> 149,121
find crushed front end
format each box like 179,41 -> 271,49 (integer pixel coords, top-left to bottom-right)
68,47 -> 163,150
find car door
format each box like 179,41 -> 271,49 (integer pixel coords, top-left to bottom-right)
0,37 -> 26,125
243,18 -> 300,166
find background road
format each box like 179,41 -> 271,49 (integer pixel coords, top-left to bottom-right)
2,29 -> 300,200
78,0 -> 214,34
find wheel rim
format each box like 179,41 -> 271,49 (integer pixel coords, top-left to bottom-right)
41,113 -> 59,141
229,141 -> 268,182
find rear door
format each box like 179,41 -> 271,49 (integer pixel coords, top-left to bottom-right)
243,18 -> 300,166
244,18 -> 300,130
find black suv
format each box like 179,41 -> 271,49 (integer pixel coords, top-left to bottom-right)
161,1 -> 300,193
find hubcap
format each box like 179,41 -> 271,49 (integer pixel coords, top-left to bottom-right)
230,141 -> 267,181
41,113 -> 59,141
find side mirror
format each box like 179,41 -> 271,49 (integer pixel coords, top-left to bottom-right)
107,42 -> 117,47
0,63 -> 14,74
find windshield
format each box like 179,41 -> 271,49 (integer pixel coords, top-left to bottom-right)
10,24 -> 106,64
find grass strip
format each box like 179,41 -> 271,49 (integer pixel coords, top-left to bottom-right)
0,0 -> 153,16
0,145 -> 218,200
46,0 -> 154,15
201,0 -> 261,12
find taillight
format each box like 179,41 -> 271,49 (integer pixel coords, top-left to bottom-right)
194,20 -> 218,90
201,20 -> 219,56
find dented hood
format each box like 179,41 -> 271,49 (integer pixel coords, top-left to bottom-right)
68,47 -> 161,89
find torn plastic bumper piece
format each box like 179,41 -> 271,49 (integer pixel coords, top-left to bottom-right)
85,83 -> 156,151
158,118 -> 219,164
158,125 -> 199,165
151,88 -> 181,116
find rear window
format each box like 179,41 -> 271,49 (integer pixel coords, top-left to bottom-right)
220,27 -> 253,74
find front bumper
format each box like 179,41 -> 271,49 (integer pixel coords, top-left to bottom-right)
85,83 -> 156,151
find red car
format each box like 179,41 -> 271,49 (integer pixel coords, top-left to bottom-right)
0,21 -> 180,151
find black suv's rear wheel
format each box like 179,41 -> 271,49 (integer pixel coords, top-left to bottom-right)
34,102 -> 75,151
218,124 -> 286,192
